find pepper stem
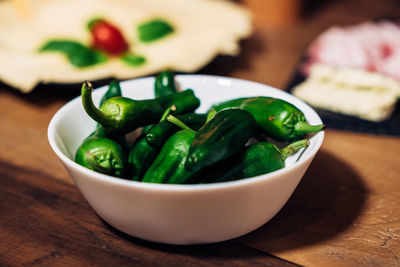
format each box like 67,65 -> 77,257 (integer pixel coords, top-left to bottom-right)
294,121 -> 325,135
166,114 -> 195,133
81,81 -> 117,128
160,105 -> 176,122
206,108 -> 217,122
281,139 -> 309,160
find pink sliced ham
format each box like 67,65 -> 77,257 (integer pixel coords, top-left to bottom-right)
302,20 -> 400,81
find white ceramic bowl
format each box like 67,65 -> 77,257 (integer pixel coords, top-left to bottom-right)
48,75 -> 324,245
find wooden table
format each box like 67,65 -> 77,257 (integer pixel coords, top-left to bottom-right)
1,0 -> 400,266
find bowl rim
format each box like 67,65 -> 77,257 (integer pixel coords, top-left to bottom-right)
48,74 -> 324,192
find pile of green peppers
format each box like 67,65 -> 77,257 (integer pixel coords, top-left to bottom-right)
75,71 -> 325,184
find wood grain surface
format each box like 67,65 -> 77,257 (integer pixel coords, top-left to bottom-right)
1,0 -> 400,266
0,160 -> 299,266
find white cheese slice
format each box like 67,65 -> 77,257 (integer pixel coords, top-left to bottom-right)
292,64 -> 400,121
309,64 -> 400,96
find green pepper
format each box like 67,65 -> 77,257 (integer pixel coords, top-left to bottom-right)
99,80 -> 122,107
187,139 -> 309,184
81,81 -> 200,135
145,113 -> 207,148
75,127 -> 128,177
97,80 -> 127,146
212,97 -> 324,142
75,81 -> 128,177
185,108 -> 257,172
128,130 -> 159,181
142,129 -> 196,184
128,106 -> 180,181
154,70 -> 178,97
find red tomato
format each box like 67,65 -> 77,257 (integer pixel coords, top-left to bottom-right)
89,19 -> 128,55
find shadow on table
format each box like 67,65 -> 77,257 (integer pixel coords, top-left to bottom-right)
236,149 -> 368,251
103,220 -> 281,264
104,225 -> 280,264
